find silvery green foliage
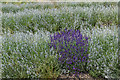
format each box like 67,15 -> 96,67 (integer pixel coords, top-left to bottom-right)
2,3 -> 117,33
2,3 -> 20,13
2,2 -> 117,13
83,26 -> 119,79
2,31 -> 61,78
2,2 -> 54,13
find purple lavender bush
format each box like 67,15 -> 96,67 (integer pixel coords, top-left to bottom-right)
49,28 -> 89,74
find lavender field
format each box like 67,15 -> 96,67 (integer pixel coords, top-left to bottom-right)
1,2 -> 120,79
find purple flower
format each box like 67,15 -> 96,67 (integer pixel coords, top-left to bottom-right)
65,49 -> 68,53
75,57 -> 78,60
53,44 -> 56,49
58,40 -> 60,42
67,65 -> 70,68
73,56 -> 76,60
82,56 -> 86,62
73,66 -> 76,70
86,54 -> 88,57
58,57 -> 62,61
78,69 -> 80,71
85,36 -> 88,40
48,28 -> 89,74
65,43 -> 67,47
65,28 -> 67,32
81,53 -> 83,56
67,61 -> 72,64
59,51 -> 63,54
61,41 -> 63,44
79,58 -> 81,62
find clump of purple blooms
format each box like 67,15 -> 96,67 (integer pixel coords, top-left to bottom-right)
49,28 -> 89,74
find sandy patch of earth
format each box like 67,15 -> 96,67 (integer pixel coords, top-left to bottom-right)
57,73 -> 106,80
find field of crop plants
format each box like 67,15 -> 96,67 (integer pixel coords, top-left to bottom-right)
1,2 -> 120,79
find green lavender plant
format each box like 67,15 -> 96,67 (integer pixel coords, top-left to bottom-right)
2,31 -> 61,78
84,26 -> 119,79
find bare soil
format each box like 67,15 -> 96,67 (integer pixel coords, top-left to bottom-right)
57,73 -> 106,80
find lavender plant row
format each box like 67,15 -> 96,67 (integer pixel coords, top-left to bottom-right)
2,2 -> 117,13
2,3 -> 118,33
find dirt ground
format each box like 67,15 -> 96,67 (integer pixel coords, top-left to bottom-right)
57,73 -> 106,80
